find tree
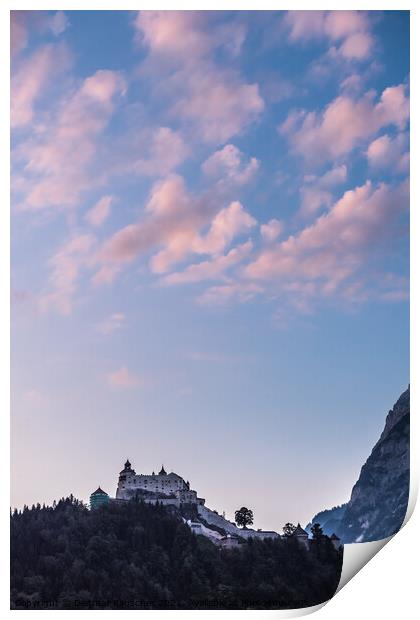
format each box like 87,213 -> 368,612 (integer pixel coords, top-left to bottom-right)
310,523 -> 324,540
283,523 -> 296,537
235,506 -> 254,529
10,496 -> 343,610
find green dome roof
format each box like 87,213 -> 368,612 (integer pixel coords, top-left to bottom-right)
91,487 -> 108,496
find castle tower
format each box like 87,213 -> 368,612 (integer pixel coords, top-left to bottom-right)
159,465 -> 167,475
116,459 -> 136,499
90,487 -> 109,509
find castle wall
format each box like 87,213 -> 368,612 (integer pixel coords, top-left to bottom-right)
118,473 -> 187,496
237,529 -> 280,540
197,506 -> 280,540
197,505 -> 240,536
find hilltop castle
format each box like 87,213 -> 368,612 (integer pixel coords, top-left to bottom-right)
115,459 -> 206,507
90,459 -> 341,549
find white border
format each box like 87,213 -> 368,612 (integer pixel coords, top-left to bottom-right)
3,1 -> 417,617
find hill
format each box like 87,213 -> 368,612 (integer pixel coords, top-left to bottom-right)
11,496 -> 342,610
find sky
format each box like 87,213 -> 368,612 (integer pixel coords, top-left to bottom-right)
11,10 -> 409,530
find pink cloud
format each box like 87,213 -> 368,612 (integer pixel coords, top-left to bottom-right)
96,312 -> 126,335
107,366 -> 140,389
300,165 -> 347,217
193,201 -> 256,256
244,180 -> 408,307
285,10 -> 373,60
280,84 -> 409,165
135,11 -> 245,63
11,11 -> 69,57
39,233 -> 96,315
202,144 -> 259,186
173,66 -> 264,144
162,240 -> 253,285
133,127 -> 189,177
366,133 -> 409,173
339,32 -> 372,59
135,11 -> 264,144
10,12 -> 30,57
85,195 -> 113,228
260,219 -> 284,243
197,281 -> 263,306
11,43 -> 71,128
135,11 -> 211,60
95,175 -> 256,280
14,69 -> 126,210
285,11 -> 326,41
97,175 -> 208,274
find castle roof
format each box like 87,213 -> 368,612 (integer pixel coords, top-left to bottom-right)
292,523 -> 308,537
91,487 -> 108,496
159,465 -> 167,475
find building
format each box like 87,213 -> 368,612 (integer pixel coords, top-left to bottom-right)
90,487 -> 110,509
291,523 -> 309,547
108,459 -> 337,548
116,459 -> 205,507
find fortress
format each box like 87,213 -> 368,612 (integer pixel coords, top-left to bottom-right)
90,459 -> 341,549
115,459 -> 205,507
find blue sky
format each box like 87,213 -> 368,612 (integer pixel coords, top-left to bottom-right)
11,10 -> 409,529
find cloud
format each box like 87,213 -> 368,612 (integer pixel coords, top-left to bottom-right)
202,144 -> 259,186
161,240 -> 253,285
300,165 -> 348,216
96,312 -> 126,335
49,11 -> 69,36
197,281 -> 263,306
280,84 -> 409,165
366,133 -> 409,173
134,11 -> 264,144
284,10 -> 373,60
244,180 -> 408,308
260,219 -> 284,243
11,43 -> 71,128
97,174 -> 209,275
135,11 -> 245,63
95,175 -> 256,280
14,69 -> 126,210
172,66 -> 264,144
91,264 -> 122,287
107,366 -> 140,388
192,201 -> 256,256
11,10 -> 70,57
85,195 -> 113,227
39,233 -> 96,315
11,11 -> 30,57
132,127 -> 189,177
135,11 -> 212,60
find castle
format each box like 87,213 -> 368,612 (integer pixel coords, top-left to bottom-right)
115,459 -> 205,507
90,459 -> 341,549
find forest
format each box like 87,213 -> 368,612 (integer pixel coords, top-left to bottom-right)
11,496 -> 343,609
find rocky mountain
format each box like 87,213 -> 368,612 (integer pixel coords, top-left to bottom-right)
305,504 -> 347,537
309,387 -> 410,544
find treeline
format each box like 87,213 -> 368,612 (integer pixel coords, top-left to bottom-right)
11,497 -> 342,610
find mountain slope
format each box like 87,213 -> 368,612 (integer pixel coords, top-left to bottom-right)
309,387 -> 410,543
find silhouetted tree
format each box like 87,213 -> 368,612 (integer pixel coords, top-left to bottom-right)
283,523 -> 296,537
310,523 -> 324,540
10,497 -> 342,610
234,507 -> 254,529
